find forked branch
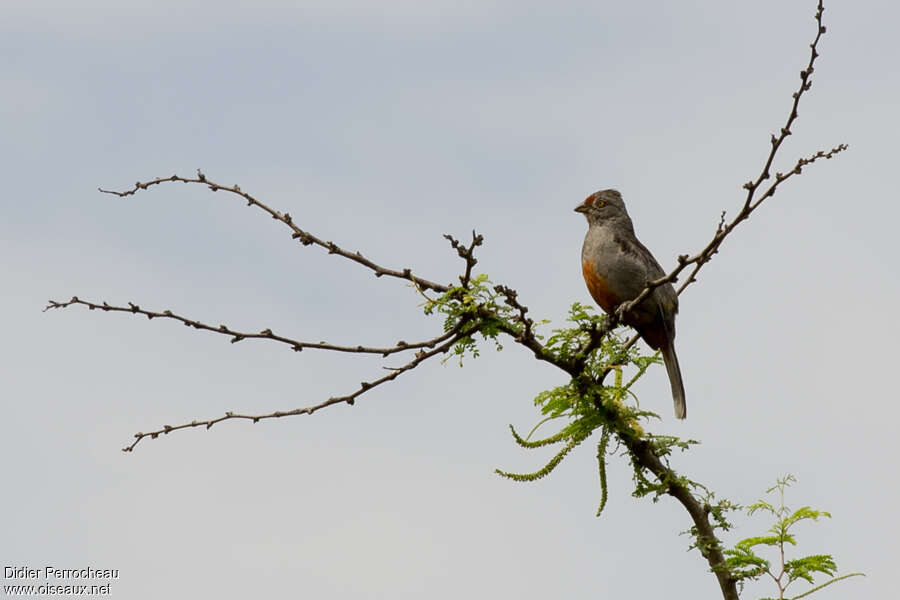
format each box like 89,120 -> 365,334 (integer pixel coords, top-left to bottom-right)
615,0 -> 845,324
113,317 -> 473,452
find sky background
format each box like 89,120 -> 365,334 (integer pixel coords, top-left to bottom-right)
3,0 -> 898,598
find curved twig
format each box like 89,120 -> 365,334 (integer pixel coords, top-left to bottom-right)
615,0 -> 844,324
120,317 -> 473,452
99,171 -> 450,294
43,296 -> 456,357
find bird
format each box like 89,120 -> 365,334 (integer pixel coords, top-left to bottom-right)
575,189 -> 686,419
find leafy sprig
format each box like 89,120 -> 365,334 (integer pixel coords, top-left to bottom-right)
724,475 -> 864,599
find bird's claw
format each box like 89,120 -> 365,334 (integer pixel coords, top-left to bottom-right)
614,302 -> 629,324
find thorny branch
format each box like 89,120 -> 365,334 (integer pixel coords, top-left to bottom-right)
614,1 -> 843,319
605,0 -> 846,372
47,175 -> 481,452
47,2 -> 843,599
111,318 -> 472,452
43,296 -> 458,357
444,230 -> 483,289
45,242 -> 477,453
98,171 -> 449,295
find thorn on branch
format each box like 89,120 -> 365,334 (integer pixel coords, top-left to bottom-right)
291,232 -> 314,246
98,171 -> 452,294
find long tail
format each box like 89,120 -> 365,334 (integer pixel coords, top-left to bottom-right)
660,343 -> 687,419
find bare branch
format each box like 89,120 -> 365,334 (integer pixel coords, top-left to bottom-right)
493,285 -> 535,342
614,0 -> 845,325
99,170 -> 450,294
443,230 -> 484,288
120,317 -> 473,452
44,296 -> 455,357
52,190 -> 488,451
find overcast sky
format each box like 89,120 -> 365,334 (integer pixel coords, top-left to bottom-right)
3,0 -> 898,598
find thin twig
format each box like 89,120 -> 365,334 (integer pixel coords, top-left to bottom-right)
604,0 -> 844,370
120,318 -> 472,451
443,230 -> 484,289
99,170 -> 450,294
43,296 -> 456,357
614,0 -> 844,324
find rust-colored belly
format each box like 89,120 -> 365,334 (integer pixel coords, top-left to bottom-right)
582,260 -> 618,314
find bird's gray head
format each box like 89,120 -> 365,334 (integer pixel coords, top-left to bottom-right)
574,189 -> 632,227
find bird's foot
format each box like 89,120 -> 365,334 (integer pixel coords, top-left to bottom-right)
613,302 -> 630,324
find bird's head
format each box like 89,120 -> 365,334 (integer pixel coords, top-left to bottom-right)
574,189 -> 630,226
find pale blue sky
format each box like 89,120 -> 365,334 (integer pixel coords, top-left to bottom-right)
3,1 -> 897,598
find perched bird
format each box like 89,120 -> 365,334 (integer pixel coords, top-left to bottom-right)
575,189 -> 686,418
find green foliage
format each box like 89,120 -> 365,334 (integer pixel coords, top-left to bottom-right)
419,269 -> 863,599
493,303 -> 677,516
421,272 -> 863,599
595,428 -> 610,516
422,273 -> 507,363
631,435 -> 703,505
421,273 -> 549,365
724,475 -> 864,599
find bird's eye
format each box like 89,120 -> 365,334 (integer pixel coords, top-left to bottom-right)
597,200 -> 605,207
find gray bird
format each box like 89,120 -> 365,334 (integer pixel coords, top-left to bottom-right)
576,189 -> 686,419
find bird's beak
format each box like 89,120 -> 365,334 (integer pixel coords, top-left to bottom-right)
574,204 -> 588,213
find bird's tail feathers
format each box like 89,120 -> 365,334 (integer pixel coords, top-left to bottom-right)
661,343 -> 686,419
